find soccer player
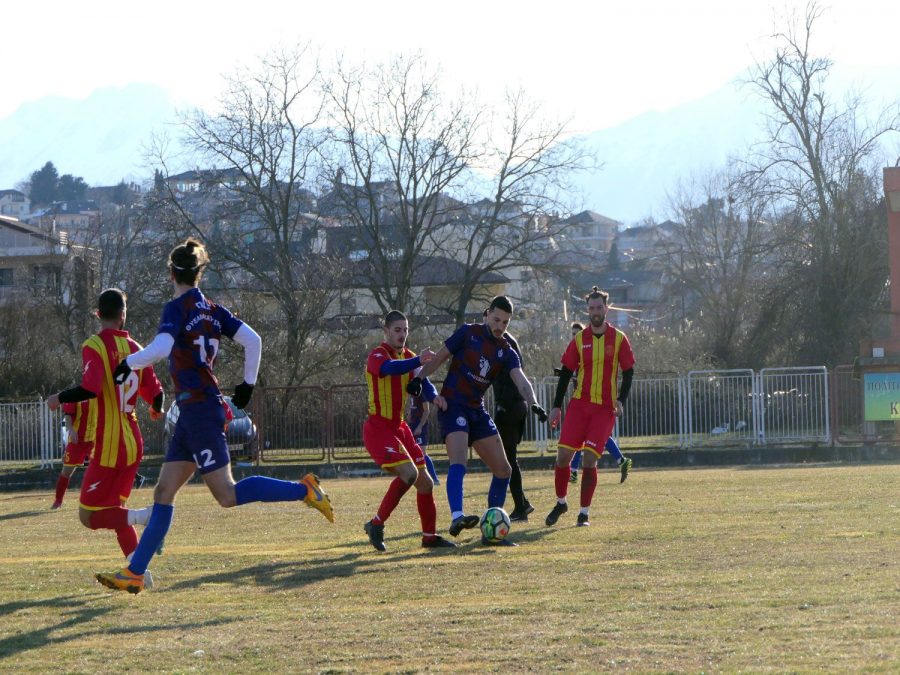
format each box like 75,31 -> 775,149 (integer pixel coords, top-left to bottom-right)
50,399 -> 96,509
545,287 -> 635,527
95,238 -> 333,594
414,295 -> 547,546
564,322 -> 632,484
362,310 -> 455,551
407,392 -> 439,485
46,289 -> 163,577
489,313 -> 534,523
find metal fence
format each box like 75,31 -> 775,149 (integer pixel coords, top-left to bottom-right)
0,366 -> 859,468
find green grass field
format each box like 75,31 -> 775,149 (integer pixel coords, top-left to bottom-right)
1,464 -> 898,673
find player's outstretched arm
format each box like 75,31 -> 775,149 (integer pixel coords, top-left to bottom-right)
231,324 -> 261,410
510,368 -> 546,421
416,345 -> 450,380
115,333 -> 176,384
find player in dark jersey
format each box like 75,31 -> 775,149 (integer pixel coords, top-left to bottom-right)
407,392 -> 439,485
96,238 -> 333,594
414,296 -> 547,546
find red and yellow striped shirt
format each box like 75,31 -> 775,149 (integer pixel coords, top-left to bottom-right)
80,329 -> 163,469
366,343 -> 415,423
62,399 -> 97,447
561,325 -> 635,408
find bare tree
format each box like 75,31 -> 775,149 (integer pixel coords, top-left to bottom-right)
743,2 -> 898,365
323,53 -> 482,314
433,90 -> 590,324
148,46 -> 355,387
663,169 -> 778,367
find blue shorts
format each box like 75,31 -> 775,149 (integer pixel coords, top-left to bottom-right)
437,403 -> 498,444
165,399 -> 230,474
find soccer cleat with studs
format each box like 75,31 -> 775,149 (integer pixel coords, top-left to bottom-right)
569,470 -> 578,483
619,457 -> 632,483
421,535 -> 457,549
576,513 -> 590,527
545,501 -> 569,526
508,503 -> 535,522
300,473 -> 334,522
96,567 -> 144,594
448,514 -> 480,537
50,500 -> 62,510
364,520 -> 386,552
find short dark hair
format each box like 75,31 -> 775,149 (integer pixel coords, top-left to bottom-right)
571,322 -> 584,331
97,288 -> 127,320
384,310 -> 407,327
488,295 -> 513,314
584,286 -> 609,304
169,238 -> 209,286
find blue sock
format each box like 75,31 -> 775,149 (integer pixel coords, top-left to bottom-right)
128,503 -> 173,575
424,454 -> 439,483
605,437 -> 624,463
446,463 -> 466,513
235,476 -> 307,505
571,450 -> 583,470
488,475 -> 510,508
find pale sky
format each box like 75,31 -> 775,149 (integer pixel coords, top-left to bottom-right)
4,0 -> 899,132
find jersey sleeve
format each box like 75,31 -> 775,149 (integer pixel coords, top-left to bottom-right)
366,348 -> 386,377
560,338 -> 579,371
80,344 -> 106,396
138,364 -> 164,404
444,324 -> 469,355
618,333 -> 636,371
157,300 -> 183,338
217,304 -> 244,340
504,346 -> 521,371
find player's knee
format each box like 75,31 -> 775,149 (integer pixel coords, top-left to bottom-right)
414,470 -> 433,493
495,465 -> 512,480
78,509 -> 93,528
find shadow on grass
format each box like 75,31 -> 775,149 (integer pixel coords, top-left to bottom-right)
162,519 -> 560,593
0,510 -> 47,522
0,593 -> 233,660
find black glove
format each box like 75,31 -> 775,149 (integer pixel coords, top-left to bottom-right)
232,381 -> 254,410
113,359 -> 132,385
406,377 -> 423,397
531,403 -> 548,423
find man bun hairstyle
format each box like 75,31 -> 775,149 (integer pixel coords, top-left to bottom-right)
489,295 -> 514,314
97,288 -> 127,320
169,237 -> 209,285
585,286 -> 609,304
384,309 -> 407,327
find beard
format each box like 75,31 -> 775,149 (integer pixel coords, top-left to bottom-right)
590,314 -> 606,327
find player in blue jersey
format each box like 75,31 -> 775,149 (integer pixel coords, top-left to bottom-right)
96,238 -> 333,594
413,295 -> 547,546
407,392 -> 439,485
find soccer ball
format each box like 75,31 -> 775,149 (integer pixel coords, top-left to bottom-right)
480,507 -> 511,542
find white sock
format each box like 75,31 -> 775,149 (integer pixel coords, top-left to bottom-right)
451,510 -> 465,521
579,507 -> 589,516
557,498 -> 567,505
128,506 -> 152,526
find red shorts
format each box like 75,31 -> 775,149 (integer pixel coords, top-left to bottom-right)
79,459 -> 140,510
363,416 -> 425,469
63,441 -> 93,467
558,398 -> 616,457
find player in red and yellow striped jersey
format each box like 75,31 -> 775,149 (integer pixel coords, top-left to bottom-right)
545,287 -> 635,528
362,310 -> 456,551
50,399 -> 96,509
47,289 -> 164,561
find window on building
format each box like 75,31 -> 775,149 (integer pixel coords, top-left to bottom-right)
0,268 -> 13,286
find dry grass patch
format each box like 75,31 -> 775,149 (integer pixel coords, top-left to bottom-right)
0,464 -> 898,672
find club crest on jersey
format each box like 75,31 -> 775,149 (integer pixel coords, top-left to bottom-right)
498,349 -> 504,357
456,416 -> 466,427
479,356 -> 490,377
